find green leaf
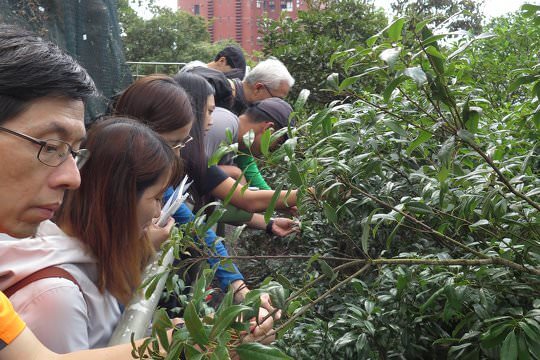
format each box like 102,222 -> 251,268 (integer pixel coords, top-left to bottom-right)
527,335 -> 540,359
420,287 -> 445,313
403,67 -> 427,86
508,75 -> 537,93
184,302 -> 209,345
517,333 -> 531,360
383,75 -> 408,103
422,34 -> 448,47
457,129 -> 475,144
265,281 -> 289,309
462,99 -> 482,134
339,67 -> 383,90
260,128 -> 271,156
209,304 -> 250,340
415,17 -> 436,33
323,202 -> 338,224
288,163 -> 303,186
469,219 -> 489,228
386,217 -> 404,250
164,342 -> 185,360
318,259 -> 336,281
208,143 -> 237,166
225,128 -> 234,145
152,308 -> 172,351
339,75 -> 362,91
294,89 -> 310,111
366,34 -> 379,47
406,130 -> 432,155
379,48 -> 401,68
235,342 -> 293,360
447,33 -> 496,61
362,208 -> 379,253
425,45 -> 446,59
501,331 -> 518,360
405,201 -> 433,215
383,119 -> 407,136
242,129 -> 255,149
385,17 -> 406,42
264,183 -> 283,223
143,273 -> 163,299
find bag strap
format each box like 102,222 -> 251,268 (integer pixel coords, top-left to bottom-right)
4,266 -> 81,298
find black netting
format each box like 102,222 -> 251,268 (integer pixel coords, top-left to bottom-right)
0,0 -> 132,124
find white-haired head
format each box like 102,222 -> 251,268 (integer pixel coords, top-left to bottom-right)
245,58 -> 295,90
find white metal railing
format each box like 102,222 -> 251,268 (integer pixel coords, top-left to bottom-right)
126,61 -> 187,79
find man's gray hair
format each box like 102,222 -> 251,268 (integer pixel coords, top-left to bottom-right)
244,58 -> 295,90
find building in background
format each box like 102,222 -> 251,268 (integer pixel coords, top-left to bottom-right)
177,0 -> 308,53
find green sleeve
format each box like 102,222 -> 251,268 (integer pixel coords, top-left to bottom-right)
234,154 -> 271,190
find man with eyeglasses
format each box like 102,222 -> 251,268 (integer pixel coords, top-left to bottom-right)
229,58 -> 294,116
0,24 -> 179,360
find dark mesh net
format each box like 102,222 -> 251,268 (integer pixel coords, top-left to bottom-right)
0,0 -> 132,124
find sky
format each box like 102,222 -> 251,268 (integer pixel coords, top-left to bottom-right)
150,0 -> 539,19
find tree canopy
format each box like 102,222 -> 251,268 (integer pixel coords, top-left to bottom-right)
117,0 -> 237,64
260,0 -> 387,105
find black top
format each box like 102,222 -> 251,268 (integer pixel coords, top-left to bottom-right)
200,165 -> 229,195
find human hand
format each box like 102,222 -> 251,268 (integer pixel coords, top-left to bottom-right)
259,293 -> 282,320
146,216 -> 175,249
282,205 -> 299,217
232,281 -> 282,321
271,217 -> 300,237
240,307 -> 275,345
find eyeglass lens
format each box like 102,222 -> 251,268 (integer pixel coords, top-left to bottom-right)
37,140 -> 89,169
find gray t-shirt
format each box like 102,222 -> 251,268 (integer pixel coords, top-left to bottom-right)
205,107 -> 239,165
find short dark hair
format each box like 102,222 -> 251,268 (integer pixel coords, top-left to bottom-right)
215,45 -> 246,77
185,66 -> 233,109
0,25 -> 96,124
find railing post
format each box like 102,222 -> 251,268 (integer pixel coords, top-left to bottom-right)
125,62 -> 187,79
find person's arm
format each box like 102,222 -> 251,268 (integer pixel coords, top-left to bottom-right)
217,165 -> 245,182
234,155 -> 271,190
211,177 -> 297,213
246,214 -> 299,237
1,327 -> 171,360
171,203 -> 244,290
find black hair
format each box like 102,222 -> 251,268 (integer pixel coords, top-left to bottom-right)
215,45 -> 246,78
172,72 -> 215,208
185,67 -> 233,110
0,25 -> 96,124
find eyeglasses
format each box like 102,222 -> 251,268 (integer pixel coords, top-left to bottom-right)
0,126 -> 90,169
170,135 -> 193,150
261,83 -> 278,98
260,83 -> 286,100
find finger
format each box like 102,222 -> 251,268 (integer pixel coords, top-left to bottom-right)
164,216 -> 175,231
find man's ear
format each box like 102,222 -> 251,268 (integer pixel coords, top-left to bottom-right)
217,56 -> 228,65
262,121 -> 275,131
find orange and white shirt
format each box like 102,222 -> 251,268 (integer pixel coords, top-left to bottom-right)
0,291 -> 25,350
